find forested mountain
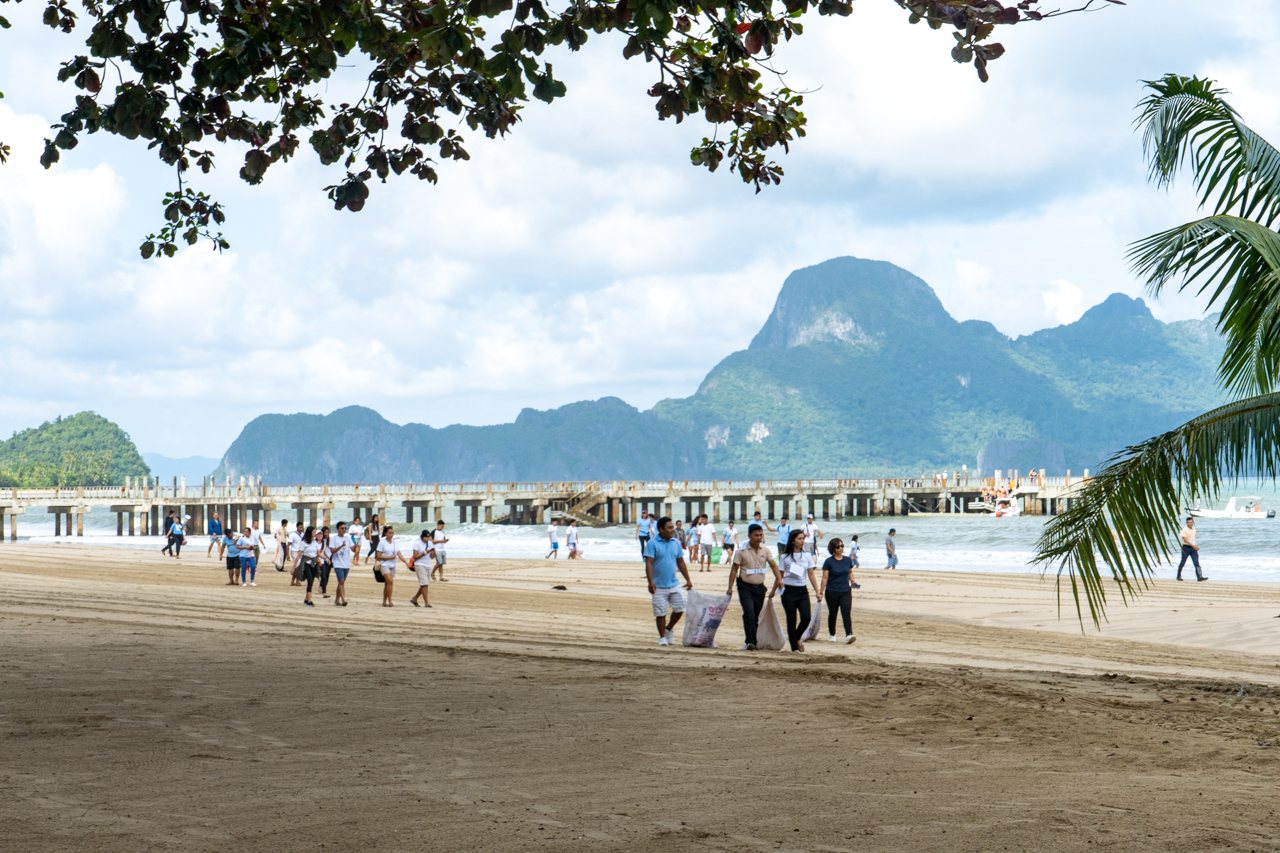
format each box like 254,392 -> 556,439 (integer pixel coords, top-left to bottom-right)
0,412 -> 151,487
216,257 -> 1225,483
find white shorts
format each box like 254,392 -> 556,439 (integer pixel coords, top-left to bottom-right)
379,563 -> 396,579
651,587 -> 686,618
414,563 -> 432,587
434,550 -> 446,566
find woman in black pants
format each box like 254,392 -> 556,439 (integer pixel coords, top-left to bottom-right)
292,526 -> 321,607
364,514 -> 381,565
771,529 -> 820,652
820,538 -> 857,645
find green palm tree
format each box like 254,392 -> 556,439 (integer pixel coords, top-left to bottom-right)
1034,74 -> 1280,627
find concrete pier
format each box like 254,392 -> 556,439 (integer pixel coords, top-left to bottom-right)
0,472 -> 1088,536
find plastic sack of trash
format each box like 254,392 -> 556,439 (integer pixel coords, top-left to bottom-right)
681,589 -> 731,647
755,598 -> 787,650
801,597 -> 824,642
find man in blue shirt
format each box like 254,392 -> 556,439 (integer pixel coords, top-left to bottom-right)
207,511 -> 224,559
636,509 -> 652,557
644,516 -> 693,646
775,515 -> 791,552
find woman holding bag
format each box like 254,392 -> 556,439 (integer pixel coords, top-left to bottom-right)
771,528 -> 820,652
375,525 -> 407,607
293,526 -> 321,607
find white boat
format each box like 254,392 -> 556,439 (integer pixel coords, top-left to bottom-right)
970,496 -> 1021,517
1187,497 -> 1275,520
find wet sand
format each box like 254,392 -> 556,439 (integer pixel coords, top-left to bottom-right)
4,544 -> 1280,851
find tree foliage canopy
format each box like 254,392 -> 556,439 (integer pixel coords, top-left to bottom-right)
0,411 -> 151,487
0,0 -> 1116,256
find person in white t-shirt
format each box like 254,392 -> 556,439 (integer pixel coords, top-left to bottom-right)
288,521 -> 305,587
376,525 -> 407,607
327,520 -> 354,607
721,521 -> 739,560
410,530 -> 435,607
349,516 -> 365,559
801,514 -> 822,556
431,521 -> 449,581
248,520 -> 264,567
687,521 -> 701,566
566,520 -> 582,559
697,517 -> 717,571
546,518 -> 560,559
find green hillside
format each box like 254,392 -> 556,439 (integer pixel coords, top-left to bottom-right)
0,412 -> 151,487
217,257 -> 1227,482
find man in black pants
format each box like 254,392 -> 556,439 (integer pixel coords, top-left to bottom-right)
1177,516 -> 1207,581
725,523 -> 782,651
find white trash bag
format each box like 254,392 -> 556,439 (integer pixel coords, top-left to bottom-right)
681,589 -> 731,648
755,598 -> 787,650
801,597 -> 824,643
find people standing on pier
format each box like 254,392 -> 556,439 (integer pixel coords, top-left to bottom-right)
207,511 -> 224,559
410,529 -> 434,608
636,509 -> 653,558
294,526 -> 321,606
317,524 -> 332,597
697,514 -> 718,571
223,528 -> 241,585
644,516 -> 693,646
819,538 -> 856,644
546,518 -> 560,559
567,519 -> 581,559
773,529 -> 819,652
288,521 -> 305,587
802,514 -> 822,557
364,514 -> 381,565
726,522 -> 781,651
328,521 -> 353,606
375,525 -> 404,607
237,526 -> 257,586
885,528 -> 898,569
1177,516 -> 1207,582
431,521 -> 449,581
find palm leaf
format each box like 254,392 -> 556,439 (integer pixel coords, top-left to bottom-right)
1129,214 -> 1280,396
1034,392 -> 1280,629
1138,74 -> 1280,228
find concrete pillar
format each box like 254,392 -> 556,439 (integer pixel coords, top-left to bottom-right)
77,512 -> 84,536
10,512 -> 16,541
713,501 -> 721,524
308,508 -> 317,528
117,512 -> 123,536
434,505 -> 442,523
406,505 -> 413,523
264,509 -> 272,531
322,506 -> 330,528
822,499 -> 830,520
152,505 -> 160,534
55,513 -> 62,536
459,505 -> 466,524
129,511 -> 136,536
484,505 -> 492,524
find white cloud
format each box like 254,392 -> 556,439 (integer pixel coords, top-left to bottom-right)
1042,279 -> 1086,326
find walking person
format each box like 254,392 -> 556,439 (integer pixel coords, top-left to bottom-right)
160,510 -> 177,556
697,514 -> 717,572
674,520 -> 689,550
249,519 -> 264,569
726,523 -> 782,651
410,529 -> 434,608
885,528 -> 898,569
207,511 -> 224,559
293,526 -> 321,606
364,514 -> 381,565
223,528 -> 241,585
317,524 -> 332,597
546,518 -> 560,559
819,538 -> 857,644
375,525 -> 405,607
687,519 -> 701,567
567,519 -> 581,559
349,514 -> 365,561
802,514 -> 822,557
644,516 -> 693,646
636,509 -> 653,558
849,534 -> 861,571
1177,516 -> 1208,581
328,521 -> 353,606
775,515 -> 791,554
752,511 -> 775,533
162,512 -> 183,557
722,520 -> 739,563
273,518 -> 290,571
288,521 -> 305,586
772,529 -> 820,652
236,526 -> 257,586
431,520 -> 449,581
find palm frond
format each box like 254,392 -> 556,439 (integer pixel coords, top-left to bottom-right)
1033,392 -> 1280,629
1129,214 -> 1280,396
1138,74 -> 1280,228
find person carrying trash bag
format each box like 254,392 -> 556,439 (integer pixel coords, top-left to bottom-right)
725,522 -> 783,651
771,528 -> 821,652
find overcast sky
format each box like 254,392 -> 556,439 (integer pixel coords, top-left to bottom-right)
2,0 -> 1277,457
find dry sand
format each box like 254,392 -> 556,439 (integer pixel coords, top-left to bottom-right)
5,543 -> 1280,851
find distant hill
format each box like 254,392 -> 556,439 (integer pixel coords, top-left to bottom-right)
216,257 -> 1226,482
0,412 -> 151,487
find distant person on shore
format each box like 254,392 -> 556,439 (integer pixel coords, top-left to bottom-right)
410,529 -> 434,608
207,511 -> 224,559
752,511 -> 776,533
274,518 -> 290,568
431,521 -> 449,581
328,521 -> 353,606
687,518 -> 701,567
698,515 -> 718,571
726,522 -> 781,651
376,525 -> 405,607
722,521 -> 738,562
802,514 -> 822,557
849,534 -> 861,570
885,528 -> 898,569
1177,516 -> 1207,582
820,538 -> 856,644
237,526 -> 257,587
223,528 -> 241,585
288,521 -> 305,587
349,514 -> 365,561
546,518 -> 560,559
773,529 -> 820,652
317,524 -> 332,597
644,516 -> 693,647
636,509 -> 653,558
775,515 -> 791,553
674,520 -> 688,550
294,526 -> 320,606
364,514 -> 381,565
567,519 -> 582,559
161,511 -> 181,557
249,520 -> 264,568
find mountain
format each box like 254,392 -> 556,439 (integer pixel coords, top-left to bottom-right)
216,257 -> 1226,482
142,453 -> 222,484
0,412 -> 151,487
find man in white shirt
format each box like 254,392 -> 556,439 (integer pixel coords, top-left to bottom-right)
288,522 -> 305,586
567,520 -> 581,560
328,521 -> 354,606
546,518 -> 560,559
696,516 -> 718,571
1177,516 -> 1206,581
249,520 -> 264,567
802,514 -> 822,557
431,521 -> 449,581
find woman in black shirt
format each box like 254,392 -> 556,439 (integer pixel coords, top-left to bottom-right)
820,538 -> 857,644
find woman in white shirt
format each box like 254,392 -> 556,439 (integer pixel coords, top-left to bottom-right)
328,521 -> 354,607
770,529 -> 820,651
292,526 -> 322,607
375,525 -> 408,607
410,530 -> 434,608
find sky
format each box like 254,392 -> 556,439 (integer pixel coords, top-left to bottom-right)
2,0 -> 1278,457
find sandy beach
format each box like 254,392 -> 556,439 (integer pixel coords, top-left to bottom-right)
5,543 -> 1280,851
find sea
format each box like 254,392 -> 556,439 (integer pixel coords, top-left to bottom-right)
12,488 -> 1280,583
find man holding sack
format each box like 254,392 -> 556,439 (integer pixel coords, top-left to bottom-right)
726,523 -> 782,651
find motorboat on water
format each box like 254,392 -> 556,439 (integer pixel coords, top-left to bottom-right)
969,495 -> 1022,517
1187,497 -> 1275,519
